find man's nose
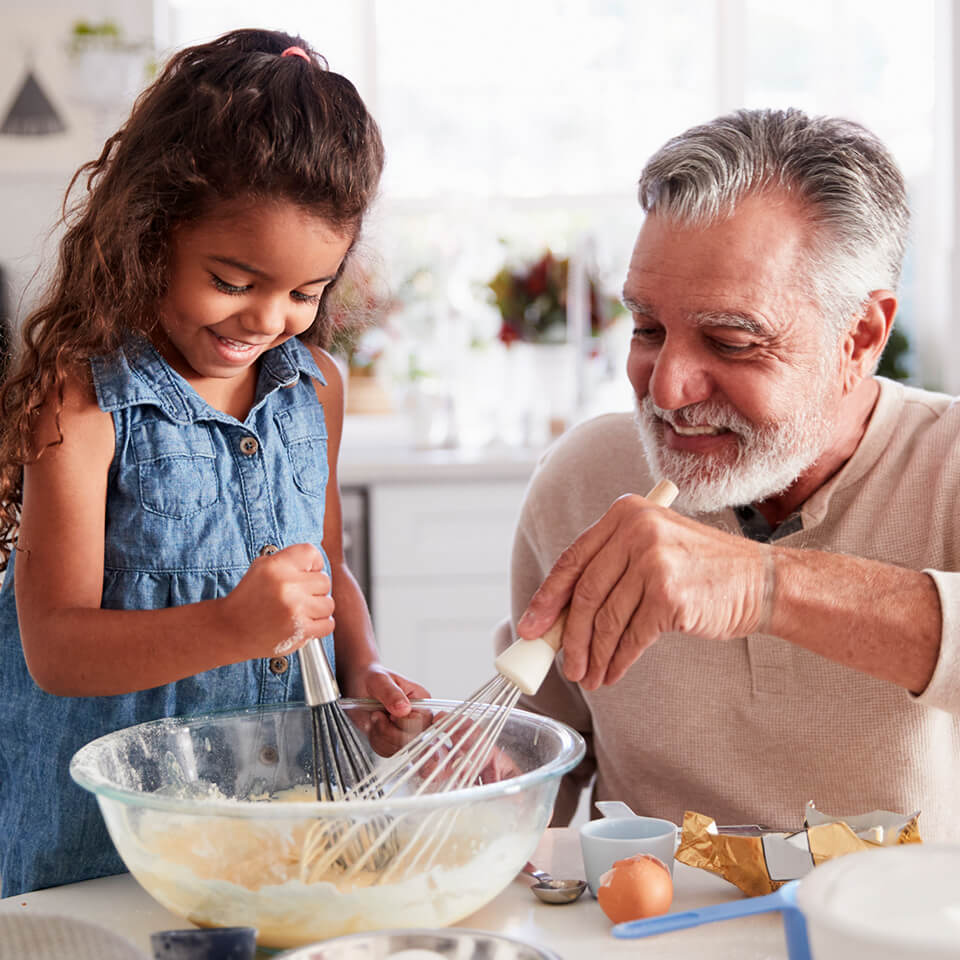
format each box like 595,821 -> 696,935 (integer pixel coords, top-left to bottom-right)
648,340 -> 713,410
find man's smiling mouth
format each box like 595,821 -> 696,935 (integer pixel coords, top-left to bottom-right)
669,423 -> 726,437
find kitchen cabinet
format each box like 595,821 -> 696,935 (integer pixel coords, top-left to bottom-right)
369,480 -> 528,699
337,422 -> 542,699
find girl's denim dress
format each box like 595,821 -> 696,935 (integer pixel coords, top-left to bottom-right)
0,337 -> 337,895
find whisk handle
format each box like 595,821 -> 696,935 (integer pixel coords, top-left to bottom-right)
643,478 -> 680,509
299,637 -> 339,706
494,479 -> 678,696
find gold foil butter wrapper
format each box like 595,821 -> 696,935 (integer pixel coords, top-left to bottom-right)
675,802 -> 922,897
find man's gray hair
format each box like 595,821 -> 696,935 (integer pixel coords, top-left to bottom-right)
638,108 -> 909,339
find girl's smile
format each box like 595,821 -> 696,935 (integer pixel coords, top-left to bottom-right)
207,329 -> 270,364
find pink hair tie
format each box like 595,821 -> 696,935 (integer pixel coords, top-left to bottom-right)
281,46 -> 311,62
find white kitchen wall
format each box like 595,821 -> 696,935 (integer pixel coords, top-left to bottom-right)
0,0 -> 154,324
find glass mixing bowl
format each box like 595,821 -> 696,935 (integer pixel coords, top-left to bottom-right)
70,700 -> 584,950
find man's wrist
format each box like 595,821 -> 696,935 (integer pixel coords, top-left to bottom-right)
757,543 -> 777,634
760,545 -> 807,643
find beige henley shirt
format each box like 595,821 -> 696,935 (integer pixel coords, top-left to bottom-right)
495,377 -> 960,840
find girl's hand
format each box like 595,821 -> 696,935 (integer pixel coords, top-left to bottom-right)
345,663 -> 431,718
220,543 -> 334,660
342,665 -> 431,759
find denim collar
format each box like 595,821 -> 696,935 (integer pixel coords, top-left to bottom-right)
91,336 -> 327,425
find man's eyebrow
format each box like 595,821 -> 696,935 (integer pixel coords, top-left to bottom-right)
209,255 -> 335,286
621,298 -> 775,338
693,311 -> 775,338
622,296 -> 657,318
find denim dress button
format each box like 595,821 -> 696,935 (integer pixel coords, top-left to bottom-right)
240,436 -> 259,455
260,544 -> 279,556
269,656 -> 288,675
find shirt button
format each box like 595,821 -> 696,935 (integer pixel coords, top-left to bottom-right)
260,544 -> 280,556
240,436 -> 259,455
269,656 -> 288,675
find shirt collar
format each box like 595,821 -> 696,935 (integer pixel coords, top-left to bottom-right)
734,504 -> 803,542
258,337 -> 326,392
92,336 -> 326,424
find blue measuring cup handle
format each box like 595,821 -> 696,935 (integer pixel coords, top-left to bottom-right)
612,879 -> 810,960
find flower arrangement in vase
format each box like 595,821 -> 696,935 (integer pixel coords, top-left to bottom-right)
486,249 -> 624,345
485,249 -> 626,443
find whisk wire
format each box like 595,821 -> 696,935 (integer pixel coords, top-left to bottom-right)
350,675 -> 517,801
378,687 -> 522,882
304,676 -> 523,886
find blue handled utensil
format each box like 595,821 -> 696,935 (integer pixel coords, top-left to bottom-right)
612,880 -> 811,960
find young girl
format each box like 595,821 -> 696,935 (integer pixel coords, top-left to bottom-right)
0,28 -> 428,896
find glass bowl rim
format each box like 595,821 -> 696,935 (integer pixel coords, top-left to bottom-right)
69,698 -> 586,818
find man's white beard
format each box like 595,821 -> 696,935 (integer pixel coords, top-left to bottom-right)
633,386 -> 836,515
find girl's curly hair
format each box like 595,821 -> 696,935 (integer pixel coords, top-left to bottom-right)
0,28 -> 385,568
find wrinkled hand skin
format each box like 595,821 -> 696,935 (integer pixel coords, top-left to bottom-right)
519,494 -> 775,690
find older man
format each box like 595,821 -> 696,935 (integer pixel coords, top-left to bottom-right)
497,108 -> 960,840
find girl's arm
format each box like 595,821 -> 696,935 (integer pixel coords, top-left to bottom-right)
16,370 -> 333,695
309,348 -> 429,716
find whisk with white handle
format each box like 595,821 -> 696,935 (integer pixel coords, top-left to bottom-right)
300,479 -> 679,885
493,477 -> 679,695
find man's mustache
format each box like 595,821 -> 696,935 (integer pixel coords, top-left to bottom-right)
641,396 -> 752,437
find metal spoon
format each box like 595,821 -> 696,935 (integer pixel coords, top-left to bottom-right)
522,862 -> 588,904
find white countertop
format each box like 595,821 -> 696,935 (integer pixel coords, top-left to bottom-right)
0,828 -> 788,959
338,414 -> 543,485
339,442 -> 542,486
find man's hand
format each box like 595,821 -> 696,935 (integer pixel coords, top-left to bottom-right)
516,494 -> 775,690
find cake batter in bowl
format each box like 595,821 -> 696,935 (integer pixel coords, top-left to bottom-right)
70,701 -> 584,949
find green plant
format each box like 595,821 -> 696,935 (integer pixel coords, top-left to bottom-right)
487,250 -> 625,345
69,20 -> 123,53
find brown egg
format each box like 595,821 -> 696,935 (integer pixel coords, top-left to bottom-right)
597,853 -> 673,923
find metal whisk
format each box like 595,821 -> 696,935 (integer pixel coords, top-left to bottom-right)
299,479 -> 678,886
298,637 -> 373,801
297,637 -> 396,869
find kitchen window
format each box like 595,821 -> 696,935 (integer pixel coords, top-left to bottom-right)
155,0 -> 955,393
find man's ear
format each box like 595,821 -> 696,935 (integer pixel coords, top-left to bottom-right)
840,289 -> 897,393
